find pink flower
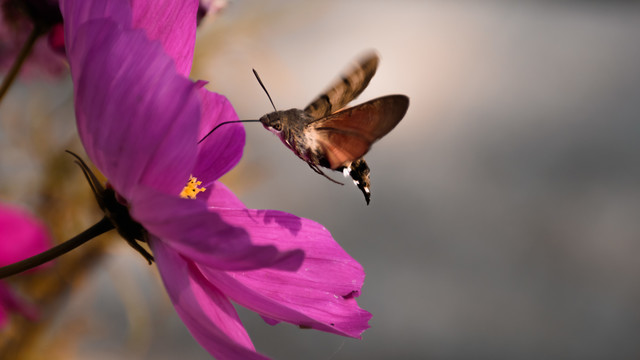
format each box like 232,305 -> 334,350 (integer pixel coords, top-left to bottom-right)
197,0 -> 227,25
0,0 -> 66,77
0,203 -> 52,326
61,0 -> 371,358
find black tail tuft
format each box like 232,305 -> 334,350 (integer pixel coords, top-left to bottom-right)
346,158 -> 371,205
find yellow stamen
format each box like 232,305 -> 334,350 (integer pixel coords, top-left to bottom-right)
180,175 -> 206,199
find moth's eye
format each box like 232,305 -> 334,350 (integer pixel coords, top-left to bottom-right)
272,122 -> 282,131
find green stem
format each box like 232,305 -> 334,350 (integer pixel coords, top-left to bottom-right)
0,25 -> 43,105
0,217 -> 115,279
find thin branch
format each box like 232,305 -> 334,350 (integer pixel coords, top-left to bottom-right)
0,25 -> 43,104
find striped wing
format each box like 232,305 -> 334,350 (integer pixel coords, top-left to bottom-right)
304,51 -> 380,120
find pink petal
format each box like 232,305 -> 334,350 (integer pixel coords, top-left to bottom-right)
130,186 -> 303,271
206,181 -> 246,209
66,18 -> 200,197
0,204 -> 51,267
150,238 -> 268,360
60,0 -> 133,52
131,0 -> 198,76
48,23 -> 66,55
198,0 -> 227,21
194,89 -> 245,187
200,209 -> 372,338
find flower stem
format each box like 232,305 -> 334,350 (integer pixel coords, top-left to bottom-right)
0,25 -> 43,105
0,217 -> 115,279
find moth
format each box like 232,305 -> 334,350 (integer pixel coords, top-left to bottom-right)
256,51 -> 409,204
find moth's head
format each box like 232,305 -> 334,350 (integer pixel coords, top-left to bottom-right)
259,111 -> 284,134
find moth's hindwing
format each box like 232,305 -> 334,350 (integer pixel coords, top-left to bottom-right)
310,95 -> 409,169
304,51 -> 380,119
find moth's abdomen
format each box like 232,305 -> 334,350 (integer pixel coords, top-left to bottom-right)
342,158 -> 371,205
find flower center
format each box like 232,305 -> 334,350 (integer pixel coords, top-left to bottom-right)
67,150 -> 153,264
180,176 -> 206,199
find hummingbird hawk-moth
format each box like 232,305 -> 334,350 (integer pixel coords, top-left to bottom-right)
257,52 -> 409,204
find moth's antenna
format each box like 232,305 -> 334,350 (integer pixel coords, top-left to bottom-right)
199,69 -> 275,145
252,69 -> 277,111
198,119 -> 261,144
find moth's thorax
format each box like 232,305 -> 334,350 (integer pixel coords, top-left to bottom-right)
259,108 -> 312,129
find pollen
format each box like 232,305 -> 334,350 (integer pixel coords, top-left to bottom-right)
180,175 -> 206,199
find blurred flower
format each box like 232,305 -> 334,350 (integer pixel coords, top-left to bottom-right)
0,203 -> 52,327
61,0 -> 370,358
0,0 -> 66,77
197,0 -> 227,25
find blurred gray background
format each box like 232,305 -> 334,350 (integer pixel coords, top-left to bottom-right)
4,0 -> 640,359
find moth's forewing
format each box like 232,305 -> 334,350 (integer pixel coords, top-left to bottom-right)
304,52 -> 380,119
310,95 -> 409,169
